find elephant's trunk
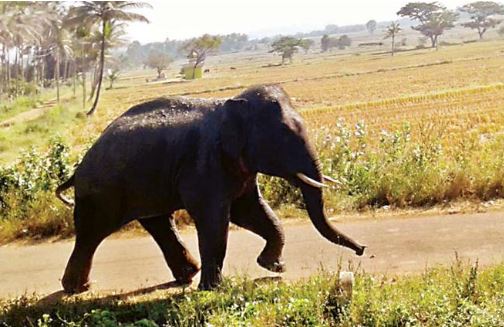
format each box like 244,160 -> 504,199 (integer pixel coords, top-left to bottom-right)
298,171 -> 366,256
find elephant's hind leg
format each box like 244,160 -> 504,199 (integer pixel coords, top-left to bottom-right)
62,199 -> 115,294
231,185 -> 286,273
139,215 -> 200,285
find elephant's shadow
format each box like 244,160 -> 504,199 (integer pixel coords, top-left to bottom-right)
37,280 -> 188,305
37,276 -> 284,305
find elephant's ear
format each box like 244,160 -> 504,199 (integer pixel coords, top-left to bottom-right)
220,98 -> 249,160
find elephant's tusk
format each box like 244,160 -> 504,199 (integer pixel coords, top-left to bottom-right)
296,173 -> 327,188
323,175 -> 342,185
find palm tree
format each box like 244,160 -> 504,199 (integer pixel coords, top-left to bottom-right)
46,3 -> 73,103
106,68 -> 120,89
87,20 -> 127,102
0,9 -> 9,98
66,1 -> 150,116
2,3 -> 46,98
385,22 -> 401,57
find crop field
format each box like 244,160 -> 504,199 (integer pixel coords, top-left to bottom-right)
73,41 -> 504,150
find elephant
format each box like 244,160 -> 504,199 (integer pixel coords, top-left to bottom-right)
56,84 -> 366,293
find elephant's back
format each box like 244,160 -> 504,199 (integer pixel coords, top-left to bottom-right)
74,96 -> 221,196
109,96 -> 223,132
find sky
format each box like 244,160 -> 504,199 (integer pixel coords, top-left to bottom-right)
125,0 -> 470,44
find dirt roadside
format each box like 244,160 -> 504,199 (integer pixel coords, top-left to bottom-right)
0,211 -> 503,299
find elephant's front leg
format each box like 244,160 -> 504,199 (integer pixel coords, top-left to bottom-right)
139,215 -> 200,285
185,199 -> 231,290
231,184 -> 286,273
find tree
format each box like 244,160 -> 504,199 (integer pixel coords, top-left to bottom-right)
366,20 -> 377,34
270,37 -> 302,64
219,33 -> 248,52
0,3 -> 44,98
499,25 -> 504,37
70,25 -> 95,109
66,1 -> 150,116
181,34 -> 221,79
299,39 -> 315,54
397,2 -> 458,48
86,21 -> 127,102
321,34 -> 331,52
145,50 -> 172,79
337,35 -> 352,49
385,22 -> 402,56
106,68 -> 119,89
46,3 -> 73,103
321,34 -> 351,52
460,1 -> 504,39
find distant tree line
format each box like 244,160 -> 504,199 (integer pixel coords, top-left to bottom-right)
125,33 -> 250,68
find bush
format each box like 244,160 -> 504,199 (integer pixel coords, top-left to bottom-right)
0,138 -> 74,242
6,79 -> 39,98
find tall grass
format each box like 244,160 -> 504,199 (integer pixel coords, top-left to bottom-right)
262,119 -> 504,212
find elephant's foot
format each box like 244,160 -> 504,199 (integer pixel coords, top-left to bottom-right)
174,263 -> 200,285
198,267 -> 223,291
257,255 -> 286,273
61,273 -> 92,294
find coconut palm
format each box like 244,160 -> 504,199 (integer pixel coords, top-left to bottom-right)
66,1 -> 150,116
0,9 -> 9,97
385,22 -> 401,56
71,26 -> 95,109
86,21 -> 127,102
2,3 -> 47,98
45,3 -> 73,103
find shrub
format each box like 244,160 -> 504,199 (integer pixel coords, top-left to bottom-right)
6,80 -> 39,98
0,138 -> 74,242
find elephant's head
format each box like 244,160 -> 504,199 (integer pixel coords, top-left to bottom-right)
220,84 -> 366,256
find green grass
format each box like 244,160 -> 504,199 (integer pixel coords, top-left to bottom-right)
1,260 -> 503,326
0,85 -> 85,165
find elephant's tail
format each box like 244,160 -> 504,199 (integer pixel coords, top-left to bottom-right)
56,174 -> 75,207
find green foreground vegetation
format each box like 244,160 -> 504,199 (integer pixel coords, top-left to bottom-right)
1,260 -> 503,326
2,113 -> 504,243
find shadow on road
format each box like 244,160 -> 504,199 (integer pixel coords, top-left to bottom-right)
36,280 -> 187,306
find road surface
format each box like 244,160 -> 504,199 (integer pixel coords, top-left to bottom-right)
1,211 -> 503,298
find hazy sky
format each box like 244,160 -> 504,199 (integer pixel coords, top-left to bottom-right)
126,0 -> 470,43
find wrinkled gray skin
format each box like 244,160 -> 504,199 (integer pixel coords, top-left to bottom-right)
57,84 -> 365,293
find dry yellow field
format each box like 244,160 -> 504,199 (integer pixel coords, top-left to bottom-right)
71,40 -> 504,153
1,40 -> 503,164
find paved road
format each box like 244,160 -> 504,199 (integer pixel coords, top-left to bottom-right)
1,211 -> 503,298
